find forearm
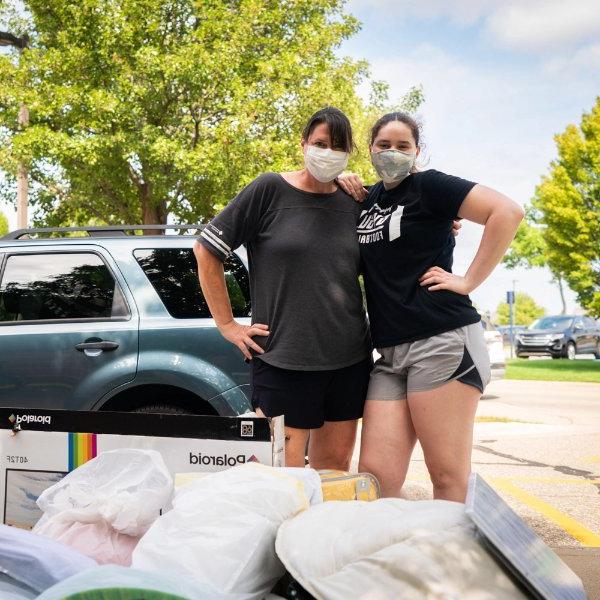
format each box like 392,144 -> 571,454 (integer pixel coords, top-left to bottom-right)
194,241 -> 233,328
464,206 -> 524,292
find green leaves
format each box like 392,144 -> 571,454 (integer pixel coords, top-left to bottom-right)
1,0 -> 417,229
0,210 -> 8,236
504,97 -> 600,317
495,292 -> 545,326
532,98 -> 600,317
502,213 -> 548,270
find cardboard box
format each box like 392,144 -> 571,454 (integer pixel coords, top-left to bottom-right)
0,407 -> 285,529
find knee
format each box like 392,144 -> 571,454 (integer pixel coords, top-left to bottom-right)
311,449 -> 352,471
429,468 -> 468,492
285,430 -> 309,468
358,455 -> 379,476
330,452 -> 352,471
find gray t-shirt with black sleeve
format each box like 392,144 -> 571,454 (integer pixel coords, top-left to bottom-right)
198,172 -> 371,371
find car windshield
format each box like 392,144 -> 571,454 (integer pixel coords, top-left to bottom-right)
529,316 -> 573,330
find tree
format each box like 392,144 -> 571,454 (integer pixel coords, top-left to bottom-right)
495,292 -> 545,326
0,0 -> 423,231
0,209 -> 8,236
503,213 -> 568,314
527,98 -> 600,317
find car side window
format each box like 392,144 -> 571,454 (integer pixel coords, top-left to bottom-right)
0,252 -> 129,323
134,248 -> 251,319
574,318 -> 584,330
584,317 -> 597,329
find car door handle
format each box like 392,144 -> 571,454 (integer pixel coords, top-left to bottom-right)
75,341 -> 120,351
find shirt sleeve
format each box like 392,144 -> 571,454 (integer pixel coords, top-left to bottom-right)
420,170 -> 477,220
198,173 -> 275,262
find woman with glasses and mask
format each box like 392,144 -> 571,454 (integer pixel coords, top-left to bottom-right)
337,112 -> 524,502
194,107 -> 372,469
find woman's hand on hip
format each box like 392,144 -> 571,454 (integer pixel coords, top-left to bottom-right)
218,320 -> 270,360
419,266 -> 473,295
336,172 -> 369,202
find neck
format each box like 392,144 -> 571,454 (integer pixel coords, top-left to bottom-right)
383,180 -> 401,190
298,169 -> 337,194
383,173 -> 412,190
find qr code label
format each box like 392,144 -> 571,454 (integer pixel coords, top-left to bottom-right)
240,420 -> 254,438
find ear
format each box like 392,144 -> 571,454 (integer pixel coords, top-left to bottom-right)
302,139 -> 312,159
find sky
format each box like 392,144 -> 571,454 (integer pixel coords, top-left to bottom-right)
2,0 -> 599,317
341,0 -> 599,317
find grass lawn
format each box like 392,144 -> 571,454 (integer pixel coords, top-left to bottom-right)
505,359 -> 600,383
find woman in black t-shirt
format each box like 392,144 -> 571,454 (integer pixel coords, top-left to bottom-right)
195,107 -> 372,469
338,113 -> 524,502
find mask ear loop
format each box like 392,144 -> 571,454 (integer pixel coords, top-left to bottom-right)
412,143 -> 426,173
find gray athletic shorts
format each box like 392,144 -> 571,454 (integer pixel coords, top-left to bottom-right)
366,322 -> 491,401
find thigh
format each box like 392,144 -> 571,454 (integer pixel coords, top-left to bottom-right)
323,356 -> 372,423
308,419 -> 358,471
256,407 -> 309,468
359,399 -> 417,497
407,323 -> 491,395
407,379 -> 480,479
308,358 -> 372,470
366,347 -> 407,401
251,358 -> 327,430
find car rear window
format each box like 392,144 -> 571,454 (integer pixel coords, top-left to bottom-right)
0,252 -> 128,322
134,248 -> 251,319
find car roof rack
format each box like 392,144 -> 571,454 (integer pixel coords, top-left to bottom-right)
1,224 -> 204,241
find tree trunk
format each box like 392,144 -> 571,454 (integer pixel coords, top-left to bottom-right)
140,181 -> 167,235
557,275 -> 567,315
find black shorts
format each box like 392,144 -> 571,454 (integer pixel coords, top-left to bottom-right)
251,356 -> 372,430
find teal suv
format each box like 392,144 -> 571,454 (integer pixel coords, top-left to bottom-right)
0,225 -> 252,415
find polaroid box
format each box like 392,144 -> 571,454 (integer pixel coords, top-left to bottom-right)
0,407 -> 285,529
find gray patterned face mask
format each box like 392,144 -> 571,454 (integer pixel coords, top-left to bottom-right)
371,150 -> 415,184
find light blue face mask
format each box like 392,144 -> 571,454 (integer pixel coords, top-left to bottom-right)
371,150 -> 415,184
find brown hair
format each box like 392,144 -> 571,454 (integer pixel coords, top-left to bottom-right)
370,111 -> 421,147
302,107 -> 354,153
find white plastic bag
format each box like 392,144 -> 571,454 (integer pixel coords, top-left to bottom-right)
175,467 -> 323,505
33,449 -> 172,565
133,463 -> 309,600
276,499 -> 527,600
278,468 -> 323,505
37,565 -> 247,600
0,523 -> 95,593
32,518 -> 139,566
0,573 -> 36,600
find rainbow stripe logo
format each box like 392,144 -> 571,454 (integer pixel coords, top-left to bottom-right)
68,432 -> 97,471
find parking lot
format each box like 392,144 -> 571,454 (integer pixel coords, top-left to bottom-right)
352,378 -> 600,547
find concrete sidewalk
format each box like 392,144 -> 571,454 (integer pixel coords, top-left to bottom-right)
554,547 -> 600,599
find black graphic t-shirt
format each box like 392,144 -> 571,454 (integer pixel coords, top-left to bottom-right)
359,169 -> 481,347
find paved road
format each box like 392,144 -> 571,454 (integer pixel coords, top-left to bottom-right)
352,378 -> 600,548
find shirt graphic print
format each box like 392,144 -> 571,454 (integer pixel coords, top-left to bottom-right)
358,171 -> 481,347
357,203 -> 405,244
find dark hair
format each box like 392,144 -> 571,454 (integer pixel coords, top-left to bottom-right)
302,107 -> 354,153
370,112 -> 420,147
